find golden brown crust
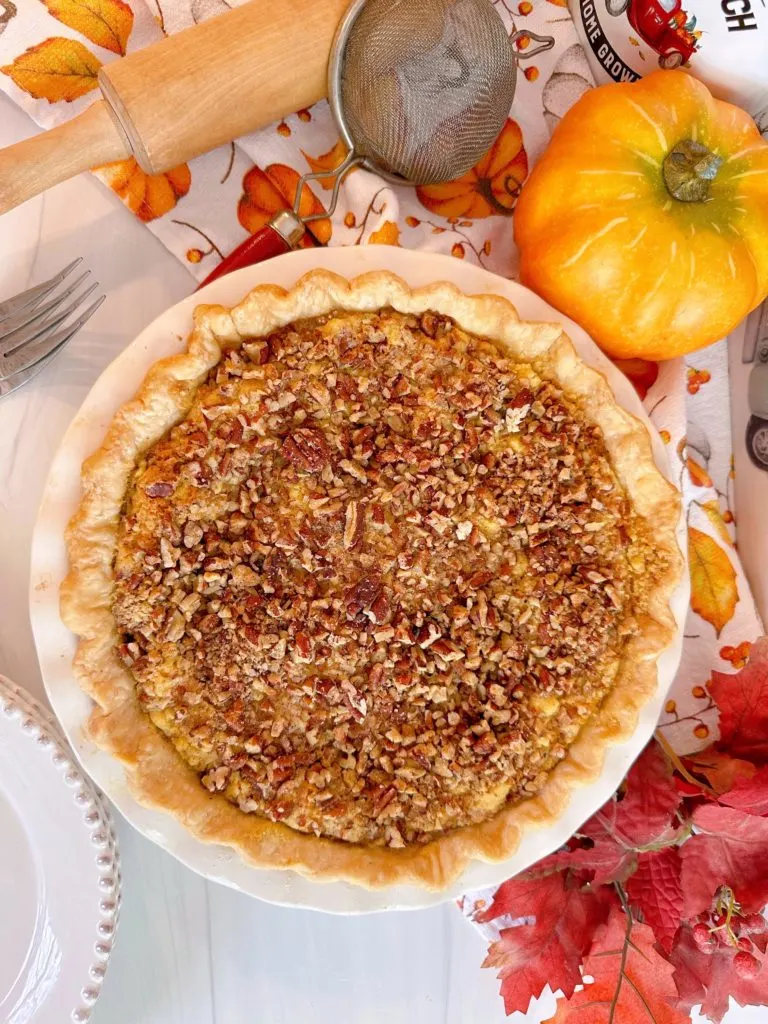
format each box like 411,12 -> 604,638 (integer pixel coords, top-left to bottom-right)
61,270 -> 682,889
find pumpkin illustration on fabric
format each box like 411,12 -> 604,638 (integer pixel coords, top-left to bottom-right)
238,165 -> 331,245
416,119 -> 528,219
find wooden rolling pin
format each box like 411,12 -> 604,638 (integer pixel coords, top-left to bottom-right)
0,0 -> 348,215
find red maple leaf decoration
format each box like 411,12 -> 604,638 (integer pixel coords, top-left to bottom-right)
681,747 -> 757,795
543,904 -> 688,1024
478,637 -> 768,1023
547,743 -> 682,884
680,804 -> 768,918
710,638 -> 768,763
480,873 -> 613,1014
671,923 -> 768,1023
626,847 -> 684,953
477,868 -> 568,925
717,765 -> 768,816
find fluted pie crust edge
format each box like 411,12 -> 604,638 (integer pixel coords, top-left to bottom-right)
60,270 -> 683,890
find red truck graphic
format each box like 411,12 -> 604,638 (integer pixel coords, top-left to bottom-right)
606,0 -> 699,69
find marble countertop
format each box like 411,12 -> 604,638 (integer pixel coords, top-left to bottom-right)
0,93 -> 759,1024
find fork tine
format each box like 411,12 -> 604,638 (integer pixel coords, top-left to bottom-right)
0,258 -> 83,322
0,343 -> 58,399
0,293 -> 104,381
0,272 -> 92,350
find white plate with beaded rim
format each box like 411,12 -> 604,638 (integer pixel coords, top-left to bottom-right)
29,247 -> 689,914
0,675 -> 120,1023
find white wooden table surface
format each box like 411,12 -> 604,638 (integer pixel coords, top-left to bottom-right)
0,95 -> 758,1024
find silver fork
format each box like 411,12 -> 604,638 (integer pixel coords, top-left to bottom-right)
0,259 -> 105,399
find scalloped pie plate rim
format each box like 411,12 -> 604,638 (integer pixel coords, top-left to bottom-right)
29,247 -> 689,914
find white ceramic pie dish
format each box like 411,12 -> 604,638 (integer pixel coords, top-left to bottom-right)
0,675 -> 120,1022
29,246 -> 689,913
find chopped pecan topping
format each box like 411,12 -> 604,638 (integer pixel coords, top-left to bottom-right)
113,307 -> 656,848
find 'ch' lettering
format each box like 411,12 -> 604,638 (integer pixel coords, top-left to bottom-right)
721,0 -> 758,31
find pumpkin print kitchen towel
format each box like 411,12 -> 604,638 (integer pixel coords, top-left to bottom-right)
0,0 -> 762,922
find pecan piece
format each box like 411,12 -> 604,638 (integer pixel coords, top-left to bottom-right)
419,311 -> 452,339
467,570 -> 493,590
343,499 -> 363,551
416,621 -> 442,649
294,631 -> 313,662
183,521 -> 204,548
345,572 -> 383,619
232,564 -> 259,587
144,481 -> 173,498
198,613 -> 220,634
510,387 -> 534,409
281,428 -> 331,472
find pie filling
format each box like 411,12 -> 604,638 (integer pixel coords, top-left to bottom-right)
113,308 -> 659,849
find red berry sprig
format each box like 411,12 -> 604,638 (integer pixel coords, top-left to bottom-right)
692,887 -> 767,976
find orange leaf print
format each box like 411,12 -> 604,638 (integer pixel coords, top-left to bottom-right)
95,158 -> 190,222
42,0 -> 133,56
546,0 -> 568,5
238,165 -> 331,245
688,526 -> 738,636
699,499 -> 733,547
368,221 -> 400,246
1,37 -> 100,102
300,140 -> 349,191
416,118 -> 528,220
687,455 -> 713,488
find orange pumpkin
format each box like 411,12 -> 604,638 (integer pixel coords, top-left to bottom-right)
514,71 -> 768,361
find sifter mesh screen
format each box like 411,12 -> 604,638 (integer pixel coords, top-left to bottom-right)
339,0 -> 516,185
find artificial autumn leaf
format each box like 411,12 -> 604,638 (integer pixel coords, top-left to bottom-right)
680,804 -> 768,917
612,357 -> 659,401
718,766 -> 768,816
626,847 -> 684,953
237,164 -> 330,245
416,118 -> 528,219
42,0 -> 133,56
699,499 -> 733,547
368,221 -> 400,246
95,158 -> 190,222
300,140 -> 349,190
671,923 -> 768,1023
545,742 -> 682,885
544,906 -> 688,1024
687,456 -> 713,488
688,527 -> 738,636
681,747 -> 756,795
481,873 -> 612,1014
477,867 -> 572,925
1,37 -> 100,102
710,637 -> 768,762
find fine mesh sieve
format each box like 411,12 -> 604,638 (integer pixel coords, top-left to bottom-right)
332,0 -> 517,185
199,0 -> 554,286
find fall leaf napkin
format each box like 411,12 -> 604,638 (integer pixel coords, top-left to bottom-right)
0,0 -> 764,979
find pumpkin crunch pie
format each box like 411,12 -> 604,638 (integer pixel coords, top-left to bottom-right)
61,270 -> 682,889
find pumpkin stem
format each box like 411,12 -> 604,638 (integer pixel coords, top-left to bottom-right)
663,139 -> 723,203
